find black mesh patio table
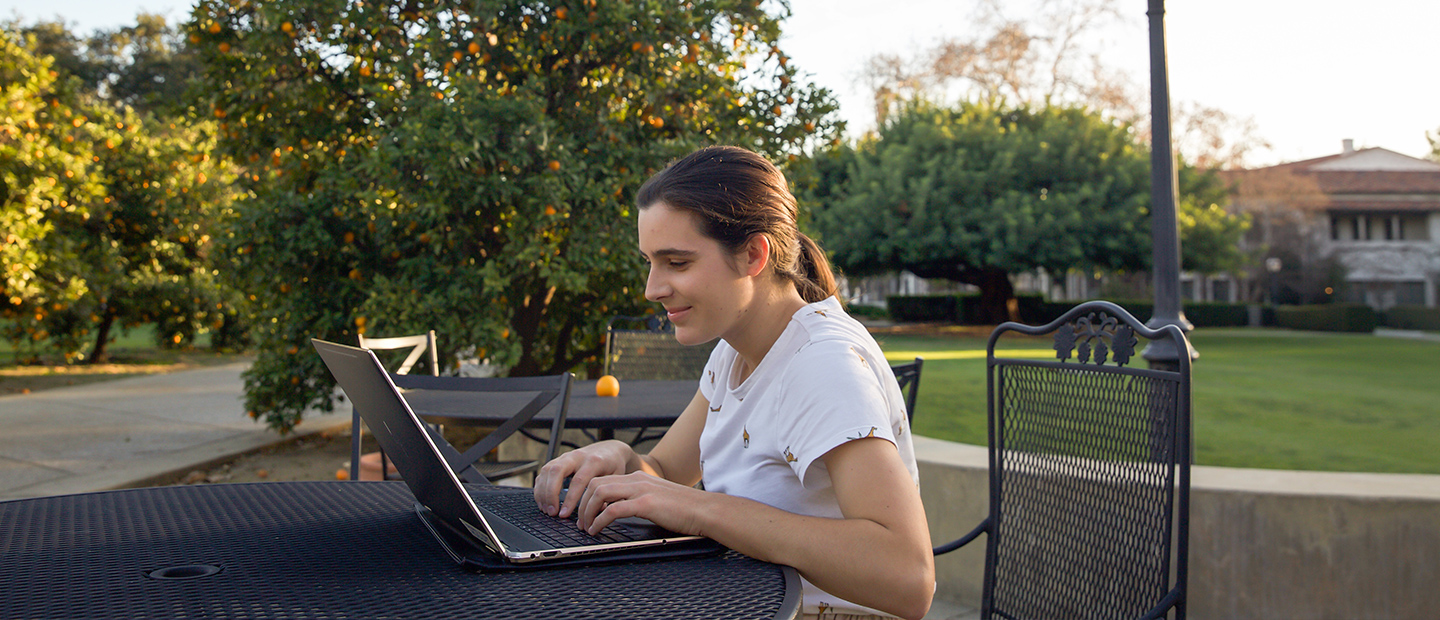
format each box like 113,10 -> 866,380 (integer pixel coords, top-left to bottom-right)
0,481 -> 800,620
405,379 -> 697,441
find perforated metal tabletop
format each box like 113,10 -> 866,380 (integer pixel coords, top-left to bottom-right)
0,481 -> 800,620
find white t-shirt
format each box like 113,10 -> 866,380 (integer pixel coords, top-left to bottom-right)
697,296 -> 919,618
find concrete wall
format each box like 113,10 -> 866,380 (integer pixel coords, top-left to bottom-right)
915,436 -> 1440,620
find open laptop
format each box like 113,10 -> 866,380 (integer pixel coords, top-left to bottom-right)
311,338 -> 717,567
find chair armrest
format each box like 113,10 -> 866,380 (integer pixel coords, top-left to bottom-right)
933,516 -> 990,556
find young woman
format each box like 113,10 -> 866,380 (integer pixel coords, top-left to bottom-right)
533,146 -> 933,620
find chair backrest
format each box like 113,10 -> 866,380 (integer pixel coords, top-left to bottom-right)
890,357 -> 923,424
358,330 -> 439,376
603,314 -> 715,381
980,300 -> 1191,620
389,372 -> 574,483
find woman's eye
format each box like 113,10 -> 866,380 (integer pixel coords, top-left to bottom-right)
668,261 -> 689,269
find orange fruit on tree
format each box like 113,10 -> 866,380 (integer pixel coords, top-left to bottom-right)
207,22 -> 221,34
218,42 -> 231,53
596,375 -> 620,397
468,41 -> 481,54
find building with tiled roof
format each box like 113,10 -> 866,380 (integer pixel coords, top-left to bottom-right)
1229,140 -> 1440,308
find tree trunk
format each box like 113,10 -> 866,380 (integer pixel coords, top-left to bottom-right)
87,313 -> 115,364
975,268 -> 1019,325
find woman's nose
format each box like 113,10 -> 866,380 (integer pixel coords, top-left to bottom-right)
644,267 -> 669,301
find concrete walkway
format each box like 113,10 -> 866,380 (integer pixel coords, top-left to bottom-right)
0,362 -> 348,500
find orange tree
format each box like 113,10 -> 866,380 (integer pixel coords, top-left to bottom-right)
1,31 -> 101,359
186,0 -> 839,431
3,21 -> 242,363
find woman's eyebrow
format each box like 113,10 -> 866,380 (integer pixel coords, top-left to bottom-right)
644,248 -> 699,260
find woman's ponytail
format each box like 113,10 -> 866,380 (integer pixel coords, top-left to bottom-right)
793,233 -> 838,304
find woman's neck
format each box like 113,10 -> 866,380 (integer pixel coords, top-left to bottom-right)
726,284 -> 811,383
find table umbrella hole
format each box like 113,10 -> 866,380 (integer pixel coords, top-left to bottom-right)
147,564 -> 223,580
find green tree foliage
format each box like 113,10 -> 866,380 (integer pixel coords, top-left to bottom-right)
809,101 -> 1153,323
1177,162 -> 1249,276
2,22 -> 241,363
1,32 -> 102,357
809,101 -> 1250,322
187,0 -> 840,432
14,14 -> 204,117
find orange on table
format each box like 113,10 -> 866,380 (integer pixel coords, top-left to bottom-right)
596,375 -> 620,397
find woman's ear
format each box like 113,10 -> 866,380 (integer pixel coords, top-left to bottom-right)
743,234 -> 770,277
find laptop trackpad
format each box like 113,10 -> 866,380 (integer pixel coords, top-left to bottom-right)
614,516 -> 681,537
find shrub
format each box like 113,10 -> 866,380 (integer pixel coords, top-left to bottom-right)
1183,302 -> 1252,327
886,294 -> 960,322
1382,306 -> 1440,331
1275,304 -> 1380,333
845,304 -> 890,321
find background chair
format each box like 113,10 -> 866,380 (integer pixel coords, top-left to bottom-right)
890,357 -> 924,424
352,330 -> 438,482
604,313 -> 716,381
601,313 -> 716,446
388,372 -> 573,484
933,300 -> 1192,620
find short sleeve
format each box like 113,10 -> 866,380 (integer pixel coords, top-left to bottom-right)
773,339 -> 897,489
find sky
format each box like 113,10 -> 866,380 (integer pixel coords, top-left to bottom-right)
5,0 -> 1438,166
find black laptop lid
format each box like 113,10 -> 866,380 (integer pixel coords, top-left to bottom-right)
311,339 -> 502,547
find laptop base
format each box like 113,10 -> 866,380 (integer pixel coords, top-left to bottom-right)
414,502 -> 726,572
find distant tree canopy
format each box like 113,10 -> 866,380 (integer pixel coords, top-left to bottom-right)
809,101 -> 1151,323
186,0 -> 840,432
807,100 -> 1249,323
1,22 -> 239,363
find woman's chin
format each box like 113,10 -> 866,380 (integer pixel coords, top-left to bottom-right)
671,327 -> 713,347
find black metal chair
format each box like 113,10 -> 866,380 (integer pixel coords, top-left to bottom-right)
933,300 -> 1192,620
352,331 -> 439,482
600,314 -> 715,446
890,357 -> 924,424
389,372 -> 574,484
604,313 -> 716,381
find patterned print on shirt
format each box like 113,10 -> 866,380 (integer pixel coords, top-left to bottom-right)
743,426 -> 750,449
850,346 -> 868,368
848,426 -> 877,440
783,446 -> 797,463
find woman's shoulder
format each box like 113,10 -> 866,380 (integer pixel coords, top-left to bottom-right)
789,299 -> 882,356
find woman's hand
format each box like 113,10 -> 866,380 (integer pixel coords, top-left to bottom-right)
532,440 -> 637,518
573,471 -> 705,536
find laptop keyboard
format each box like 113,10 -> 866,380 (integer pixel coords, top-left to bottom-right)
477,489 -> 643,547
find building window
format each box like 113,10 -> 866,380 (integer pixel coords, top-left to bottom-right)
1332,213 -> 1429,242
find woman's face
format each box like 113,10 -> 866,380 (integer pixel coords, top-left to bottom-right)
637,202 -> 755,346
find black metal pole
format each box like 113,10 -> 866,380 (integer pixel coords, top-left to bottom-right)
1142,0 -> 1196,370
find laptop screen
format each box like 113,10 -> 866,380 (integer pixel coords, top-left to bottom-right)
310,339 -> 506,551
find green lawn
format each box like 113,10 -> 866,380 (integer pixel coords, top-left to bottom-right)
875,329 -> 1440,475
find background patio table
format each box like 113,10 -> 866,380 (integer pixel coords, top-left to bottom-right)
405,378 -> 698,442
0,481 -> 800,620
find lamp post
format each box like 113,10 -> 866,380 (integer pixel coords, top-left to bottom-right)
1141,0 -> 1196,371
1266,257 -> 1283,305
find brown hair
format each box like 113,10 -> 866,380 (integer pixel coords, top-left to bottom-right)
635,146 -> 838,303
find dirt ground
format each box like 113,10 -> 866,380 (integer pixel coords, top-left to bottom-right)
154,427 -> 362,487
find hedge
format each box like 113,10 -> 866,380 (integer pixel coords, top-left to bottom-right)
885,294 -> 961,322
845,304 -> 890,321
1382,305 -> 1440,331
1275,304 -> 1380,332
